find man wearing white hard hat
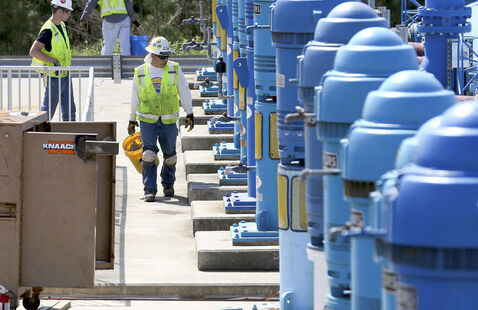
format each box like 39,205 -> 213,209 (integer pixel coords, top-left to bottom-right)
30,0 -> 76,121
128,37 -> 194,202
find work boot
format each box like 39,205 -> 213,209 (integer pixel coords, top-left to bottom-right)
144,192 -> 156,202
163,185 -> 174,197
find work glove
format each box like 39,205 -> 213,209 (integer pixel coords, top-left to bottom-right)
132,19 -> 140,28
128,121 -> 138,135
185,114 -> 194,131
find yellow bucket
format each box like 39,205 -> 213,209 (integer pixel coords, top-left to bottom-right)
123,132 -> 144,174
122,132 -> 160,174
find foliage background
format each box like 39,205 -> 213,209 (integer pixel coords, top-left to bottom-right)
0,0 -> 212,55
0,0 -> 401,56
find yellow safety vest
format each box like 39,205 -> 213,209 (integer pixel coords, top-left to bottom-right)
31,19 -> 71,78
99,0 -> 127,17
135,61 -> 180,124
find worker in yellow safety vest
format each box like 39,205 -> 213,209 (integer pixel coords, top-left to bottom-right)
80,0 -> 139,55
128,37 -> 194,202
30,0 -> 76,121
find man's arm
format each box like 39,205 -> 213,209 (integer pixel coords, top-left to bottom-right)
124,0 -> 136,20
30,41 -> 57,64
177,66 -> 193,115
130,74 -> 140,121
80,0 -> 100,20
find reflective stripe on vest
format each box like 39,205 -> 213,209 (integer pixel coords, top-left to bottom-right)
31,19 -> 71,78
135,62 -> 180,124
99,0 -> 127,17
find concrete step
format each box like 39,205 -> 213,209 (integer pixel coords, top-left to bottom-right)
183,150 -> 238,174
178,107 -> 212,126
192,98 -> 206,107
187,173 -> 247,203
180,125 -> 232,152
191,200 -> 255,234
43,283 -> 279,299
195,231 -> 279,271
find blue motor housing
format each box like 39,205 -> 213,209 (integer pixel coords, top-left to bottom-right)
298,1 -> 386,248
341,70 -> 455,310
379,101 -> 478,309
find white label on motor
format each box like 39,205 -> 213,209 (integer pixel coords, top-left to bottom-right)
247,96 -> 253,106
227,37 -> 232,45
247,106 -> 252,119
240,124 -> 246,136
256,175 -> 263,188
276,73 -> 285,88
382,270 -> 399,292
323,151 -> 338,169
256,192 -> 263,202
398,284 -> 418,310
253,4 -> 261,14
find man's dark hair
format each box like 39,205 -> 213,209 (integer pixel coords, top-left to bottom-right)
51,4 -> 61,13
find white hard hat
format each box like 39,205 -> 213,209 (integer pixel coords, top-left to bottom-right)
146,37 -> 172,56
51,0 -> 73,11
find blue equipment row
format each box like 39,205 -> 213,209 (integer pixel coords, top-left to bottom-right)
199,0 -> 478,309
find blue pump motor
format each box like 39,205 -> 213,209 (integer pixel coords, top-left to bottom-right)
341,70 -> 455,310
377,101 -> 478,309
298,0 -> 386,248
315,27 -> 419,310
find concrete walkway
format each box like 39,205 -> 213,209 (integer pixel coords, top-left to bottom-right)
38,77 -> 279,309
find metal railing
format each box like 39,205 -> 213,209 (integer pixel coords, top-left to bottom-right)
0,66 -> 95,121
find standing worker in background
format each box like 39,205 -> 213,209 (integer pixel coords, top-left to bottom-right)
128,37 -> 195,202
30,0 -> 76,121
80,0 -> 139,55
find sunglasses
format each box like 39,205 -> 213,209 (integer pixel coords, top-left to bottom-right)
157,55 -> 169,60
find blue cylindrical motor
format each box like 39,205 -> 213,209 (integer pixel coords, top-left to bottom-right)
227,0 -> 234,116
297,3 -> 386,308
418,0 -> 470,88
254,100 -> 279,230
378,101 -> 478,309
341,70 -> 455,310
315,27 -> 418,309
253,0 -> 278,232
298,1 -> 386,248
245,0 -> 256,197
253,0 -> 276,101
271,0 -> 349,166
277,164 -> 313,310
372,115 -> 443,310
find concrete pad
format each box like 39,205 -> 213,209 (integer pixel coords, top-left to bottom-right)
34,78 -> 279,299
195,231 -> 279,271
180,125 -> 232,151
184,150 -> 238,174
191,200 -> 255,233
28,300 -> 280,310
187,174 -> 247,203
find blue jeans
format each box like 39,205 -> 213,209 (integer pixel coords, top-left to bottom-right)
41,75 -> 76,121
140,120 -> 178,194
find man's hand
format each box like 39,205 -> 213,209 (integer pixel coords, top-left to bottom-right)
132,19 -> 140,28
128,121 -> 138,135
53,59 -> 60,76
79,17 -> 87,29
185,114 -> 194,131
